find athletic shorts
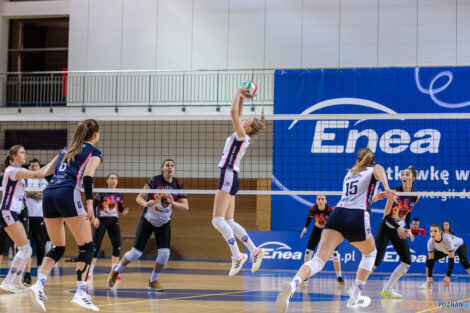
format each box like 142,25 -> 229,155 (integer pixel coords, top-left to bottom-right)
0,210 -> 20,228
324,207 -> 372,243
133,216 -> 171,252
43,187 -> 86,218
218,168 -> 240,195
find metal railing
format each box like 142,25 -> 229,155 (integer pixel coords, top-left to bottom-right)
0,70 -> 274,110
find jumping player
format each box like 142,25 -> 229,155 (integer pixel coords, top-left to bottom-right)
421,224 -> 470,289
1,146 -> 56,293
28,119 -> 102,312
300,195 -> 344,285
276,148 -> 396,312
211,85 -> 266,276
373,167 -> 419,299
108,159 -> 188,291
88,173 -> 128,279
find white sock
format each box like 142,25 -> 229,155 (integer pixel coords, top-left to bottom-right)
336,270 -> 342,278
226,219 -> 257,254
291,275 -> 302,288
77,281 -> 87,295
88,264 -> 95,276
114,262 -> 126,274
5,253 -> 26,283
111,263 -> 117,272
150,270 -> 160,283
352,279 -> 366,300
213,217 -> 242,259
384,262 -> 410,291
36,273 -> 48,290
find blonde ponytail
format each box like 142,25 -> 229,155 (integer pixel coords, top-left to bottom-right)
249,106 -> 265,136
350,148 -> 375,174
64,119 -> 100,164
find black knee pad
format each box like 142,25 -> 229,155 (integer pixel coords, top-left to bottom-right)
77,242 -> 94,264
45,245 -> 66,263
112,245 -> 121,257
462,259 -> 470,269
93,247 -> 100,258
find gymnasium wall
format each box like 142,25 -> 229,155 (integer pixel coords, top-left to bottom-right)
66,0 -> 470,71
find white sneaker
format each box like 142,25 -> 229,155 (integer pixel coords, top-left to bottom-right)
28,284 -> 47,312
0,280 -> 23,294
229,253 -> 248,276
381,288 -> 402,299
14,282 -> 28,293
419,281 -> 431,290
251,248 -> 265,273
347,295 -> 371,309
276,282 -> 295,313
71,291 -> 100,311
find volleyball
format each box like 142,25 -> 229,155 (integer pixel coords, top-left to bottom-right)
239,81 -> 258,99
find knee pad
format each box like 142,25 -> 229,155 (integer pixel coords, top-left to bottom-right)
112,245 -> 121,257
461,258 -> 470,269
397,262 -> 411,275
304,249 -> 314,263
77,242 -> 94,264
332,250 -> 340,263
156,248 -> 170,265
125,247 -> 143,262
226,219 -> 247,241
359,249 -> 377,272
93,247 -> 100,258
17,244 -> 32,260
46,245 -> 66,263
212,217 -> 225,232
305,256 -> 325,275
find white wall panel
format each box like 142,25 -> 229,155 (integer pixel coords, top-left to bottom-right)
302,0 -> 340,68
340,0 -> 378,67
227,0 -> 265,69
265,0 -> 302,68
417,0 -> 456,66
457,0 -> 470,65
192,0 -> 229,69
378,0 -> 417,66
156,0 -> 193,70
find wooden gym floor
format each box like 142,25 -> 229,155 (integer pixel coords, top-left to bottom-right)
0,259 -> 469,313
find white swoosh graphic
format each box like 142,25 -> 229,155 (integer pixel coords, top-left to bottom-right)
415,68 -> 470,109
288,98 -> 398,130
258,241 -> 292,250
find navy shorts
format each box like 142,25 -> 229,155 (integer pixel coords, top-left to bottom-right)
0,210 -> 20,228
43,187 -> 86,218
218,168 -> 240,195
324,207 -> 372,243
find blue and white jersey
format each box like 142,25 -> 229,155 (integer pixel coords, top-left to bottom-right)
1,166 -> 26,214
47,143 -> 102,191
427,234 -> 464,254
218,132 -> 250,172
336,166 -> 379,212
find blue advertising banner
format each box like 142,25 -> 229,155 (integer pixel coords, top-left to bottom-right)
272,68 -> 470,235
246,231 -> 470,275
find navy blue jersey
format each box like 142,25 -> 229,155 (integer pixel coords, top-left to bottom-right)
47,143 -> 102,190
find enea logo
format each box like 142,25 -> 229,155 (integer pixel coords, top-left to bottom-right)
258,241 -> 302,260
288,98 -> 441,154
382,245 -> 426,263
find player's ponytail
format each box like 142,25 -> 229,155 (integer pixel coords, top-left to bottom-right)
350,148 -> 375,174
64,119 -> 100,164
3,145 -> 23,170
249,106 -> 265,136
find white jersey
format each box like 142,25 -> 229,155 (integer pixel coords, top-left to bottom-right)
1,166 -> 26,214
336,167 -> 379,211
25,178 -> 48,217
218,132 -> 250,172
427,233 -> 464,254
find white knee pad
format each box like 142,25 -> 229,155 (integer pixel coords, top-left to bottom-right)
212,217 -> 226,232
304,249 -> 314,263
305,256 -> 325,276
397,262 -> 410,274
332,251 -> 340,263
156,248 -> 170,265
125,247 -> 143,262
359,249 -> 377,272
17,244 -> 32,260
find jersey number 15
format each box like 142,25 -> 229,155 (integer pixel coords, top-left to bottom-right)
345,180 -> 359,196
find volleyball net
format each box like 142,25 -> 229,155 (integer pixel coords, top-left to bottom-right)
2,113 -> 470,199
